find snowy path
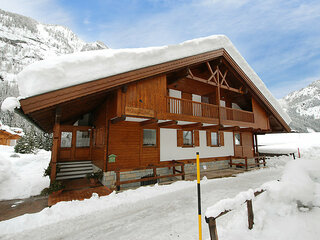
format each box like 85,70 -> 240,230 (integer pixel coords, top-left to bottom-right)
1,167 -> 284,240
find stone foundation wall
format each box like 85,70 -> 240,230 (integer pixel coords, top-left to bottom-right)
100,160 -> 231,189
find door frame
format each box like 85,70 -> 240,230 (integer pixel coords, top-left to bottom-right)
58,125 -> 93,162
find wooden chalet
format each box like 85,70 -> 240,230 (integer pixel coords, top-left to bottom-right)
0,122 -> 22,146
16,36 -> 290,189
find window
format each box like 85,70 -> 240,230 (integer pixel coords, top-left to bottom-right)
61,132 -> 72,148
211,132 -> 218,146
76,130 -> 90,147
235,133 -> 241,145
183,131 -> 193,146
143,129 -> 156,146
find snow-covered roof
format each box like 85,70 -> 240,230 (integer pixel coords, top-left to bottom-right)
0,121 -> 24,137
17,35 -> 291,125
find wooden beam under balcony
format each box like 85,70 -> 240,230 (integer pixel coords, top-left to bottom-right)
219,126 -> 240,132
111,115 -> 126,124
239,127 -> 254,132
158,120 -> 178,128
201,124 -> 222,130
140,118 -> 158,126
180,122 -> 203,130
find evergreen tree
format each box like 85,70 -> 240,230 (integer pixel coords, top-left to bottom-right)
14,131 -> 36,154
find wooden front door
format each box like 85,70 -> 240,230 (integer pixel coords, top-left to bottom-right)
234,132 -> 254,158
59,126 -> 92,162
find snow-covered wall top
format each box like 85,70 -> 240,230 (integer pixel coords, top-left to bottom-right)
17,35 -> 291,125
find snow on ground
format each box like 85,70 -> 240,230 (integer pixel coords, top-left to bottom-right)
0,146 -> 50,200
0,133 -> 319,240
258,132 -> 320,155
209,146 -> 320,240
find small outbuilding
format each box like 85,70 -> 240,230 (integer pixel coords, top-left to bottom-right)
0,122 -> 23,146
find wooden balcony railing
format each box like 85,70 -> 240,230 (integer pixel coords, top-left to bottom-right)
220,106 -> 254,123
166,96 -> 219,119
166,96 -> 254,123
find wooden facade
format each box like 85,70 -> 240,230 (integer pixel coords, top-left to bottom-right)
17,48 -> 290,183
0,130 -> 21,146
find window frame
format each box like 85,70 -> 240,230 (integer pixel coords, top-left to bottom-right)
234,132 -> 242,146
142,128 -> 157,148
182,130 -> 193,147
210,131 -> 219,147
75,130 -> 91,148
60,131 -> 73,148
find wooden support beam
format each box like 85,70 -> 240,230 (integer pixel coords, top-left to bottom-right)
180,122 -> 203,129
50,107 -> 61,182
219,126 -> 240,131
111,115 -> 126,124
239,127 -> 254,132
158,120 -> 178,128
140,118 -> 158,127
201,124 -> 222,130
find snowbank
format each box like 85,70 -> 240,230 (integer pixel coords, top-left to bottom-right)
1,97 -> 20,112
0,146 -> 50,200
17,35 -> 290,125
204,145 -> 320,240
258,132 -> 320,155
206,158 -> 320,218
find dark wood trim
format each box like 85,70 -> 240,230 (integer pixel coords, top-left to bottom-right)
158,120 -> 178,128
220,126 -> 240,131
140,118 -> 158,126
180,122 -> 203,129
111,115 -> 126,124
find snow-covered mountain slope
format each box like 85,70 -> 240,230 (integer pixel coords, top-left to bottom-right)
0,8 -> 107,82
279,79 -> 320,132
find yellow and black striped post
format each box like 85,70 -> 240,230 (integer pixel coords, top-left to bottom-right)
196,152 -> 202,240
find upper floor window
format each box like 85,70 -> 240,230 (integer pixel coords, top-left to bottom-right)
143,129 -> 157,147
235,133 -> 241,146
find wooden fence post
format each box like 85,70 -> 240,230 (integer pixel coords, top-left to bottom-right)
229,156 -> 232,168
116,171 -> 120,191
247,200 -> 254,230
181,164 -> 185,180
245,157 -> 248,170
205,217 -> 218,240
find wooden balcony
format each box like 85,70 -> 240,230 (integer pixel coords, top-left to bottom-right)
166,96 -> 254,125
220,106 -> 254,123
166,96 -> 219,119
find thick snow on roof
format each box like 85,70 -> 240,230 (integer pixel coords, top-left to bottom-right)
0,121 -> 24,137
17,35 -> 291,125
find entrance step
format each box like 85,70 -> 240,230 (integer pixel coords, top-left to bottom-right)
57,161 -> 92,165
56,161 -> 94,181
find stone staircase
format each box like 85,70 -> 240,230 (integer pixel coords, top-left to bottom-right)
55,161 -> 94,180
